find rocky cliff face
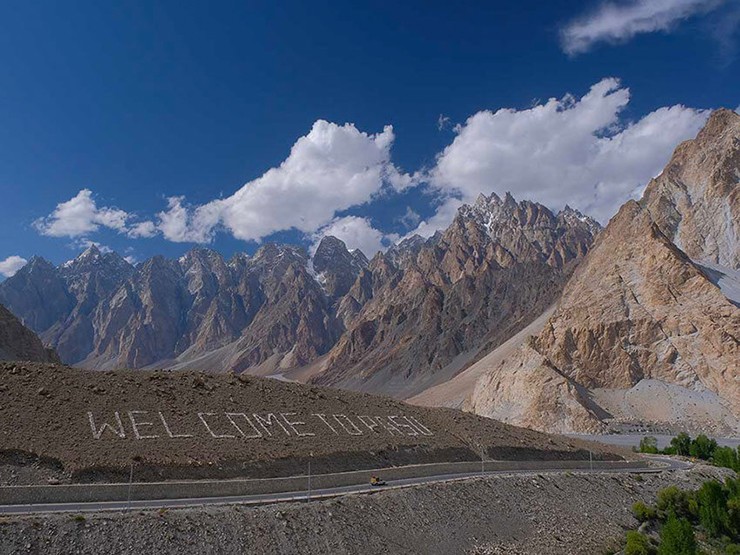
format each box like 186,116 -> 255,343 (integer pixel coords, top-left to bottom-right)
641,108 -> 739,268
0,304 -> 59,363
469,109 -> 740,434
311,236 -> 369,302
310,194 -> 601,398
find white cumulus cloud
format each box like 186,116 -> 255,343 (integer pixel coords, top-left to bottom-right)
156,197 -> 221,243
0,256 -> 28,277
413,78 -> 708,236
157,120 -> 407,244
127,220 -> 157,239
561,0 -> 726,55
312,216 -> 398,258
34,189 -> 130,237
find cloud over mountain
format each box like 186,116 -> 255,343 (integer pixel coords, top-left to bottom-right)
33,80 -> 711,252
157,120 -> 405,244
413,78 -> 708,235
311,216 -> 398,257
34,189 -> 131,238
35,121 -> 407,250
0,256 -> 27,278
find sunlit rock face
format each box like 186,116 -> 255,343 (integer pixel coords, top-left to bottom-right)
469,109 -> 740,434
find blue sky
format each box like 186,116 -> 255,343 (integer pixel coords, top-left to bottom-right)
1,0 -> 739,275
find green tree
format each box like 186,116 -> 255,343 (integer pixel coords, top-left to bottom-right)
689,434 -> 717,460
657,486 -> 693,518
670,433 -> 692,456
658,512 -> 697,555
727,478 -> 740,540
625,530 -> 653,555
713,446 -> 740,471
639,436 -> 659,454
697,480 -> 728,538
633,501 -> 657,522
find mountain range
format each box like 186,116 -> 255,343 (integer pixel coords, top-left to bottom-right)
0,195 -> 599,397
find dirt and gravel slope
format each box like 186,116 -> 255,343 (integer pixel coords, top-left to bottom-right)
408,306 -> 555,409
0,362 -> 617,483
0,464 -> 731,555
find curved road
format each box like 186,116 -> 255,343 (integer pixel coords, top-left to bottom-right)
0,456 -> 690,515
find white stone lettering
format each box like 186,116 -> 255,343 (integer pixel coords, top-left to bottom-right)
84,410 -> 433,442
376,416 -> 402,435
312,413 -> 339,435
198,412 -> 236,438
88,411 -> 126,439
158,412 -> 193,438
333,414 -> 363,435
225,413 -> 263,438
357,415 -> 380,433
388,415 -> 418,436
280,413 -> 315,437
405,415 -> 434,436
128,411 -> 159,440
253,413 -> 291,436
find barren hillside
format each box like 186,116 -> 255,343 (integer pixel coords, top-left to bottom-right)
0,362 -> 617,482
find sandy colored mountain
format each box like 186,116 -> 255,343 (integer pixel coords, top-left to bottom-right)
467,109 -> 740,434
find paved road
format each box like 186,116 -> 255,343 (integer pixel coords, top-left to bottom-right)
0,456 -> 689,516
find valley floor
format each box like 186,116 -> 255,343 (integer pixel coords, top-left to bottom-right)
0,463 -> 732,554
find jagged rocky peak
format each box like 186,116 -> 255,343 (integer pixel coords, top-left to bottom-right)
179,246 -> 224,265
178,247 -> 232,295
459,191 -> 552,233
250,242 -> 307,269
61,243 -> 102,266
351,248 -> 369,267
130,255 -> 186,290
313,236 -> 367,271
227,252 -> 251,273
386,234 -> 426,268
59,245 -> 135,298
449,191 -> 601,269
557,205 -> 602,236
311,236 -> 368,300
178,247 -> 230,278
24,255 -> 56,273
61,244 -> 131,271
0,255 -> 73,333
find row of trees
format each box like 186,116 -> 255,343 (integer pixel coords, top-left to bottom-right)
625,476 -> 740,554
637,433 -> 740,471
